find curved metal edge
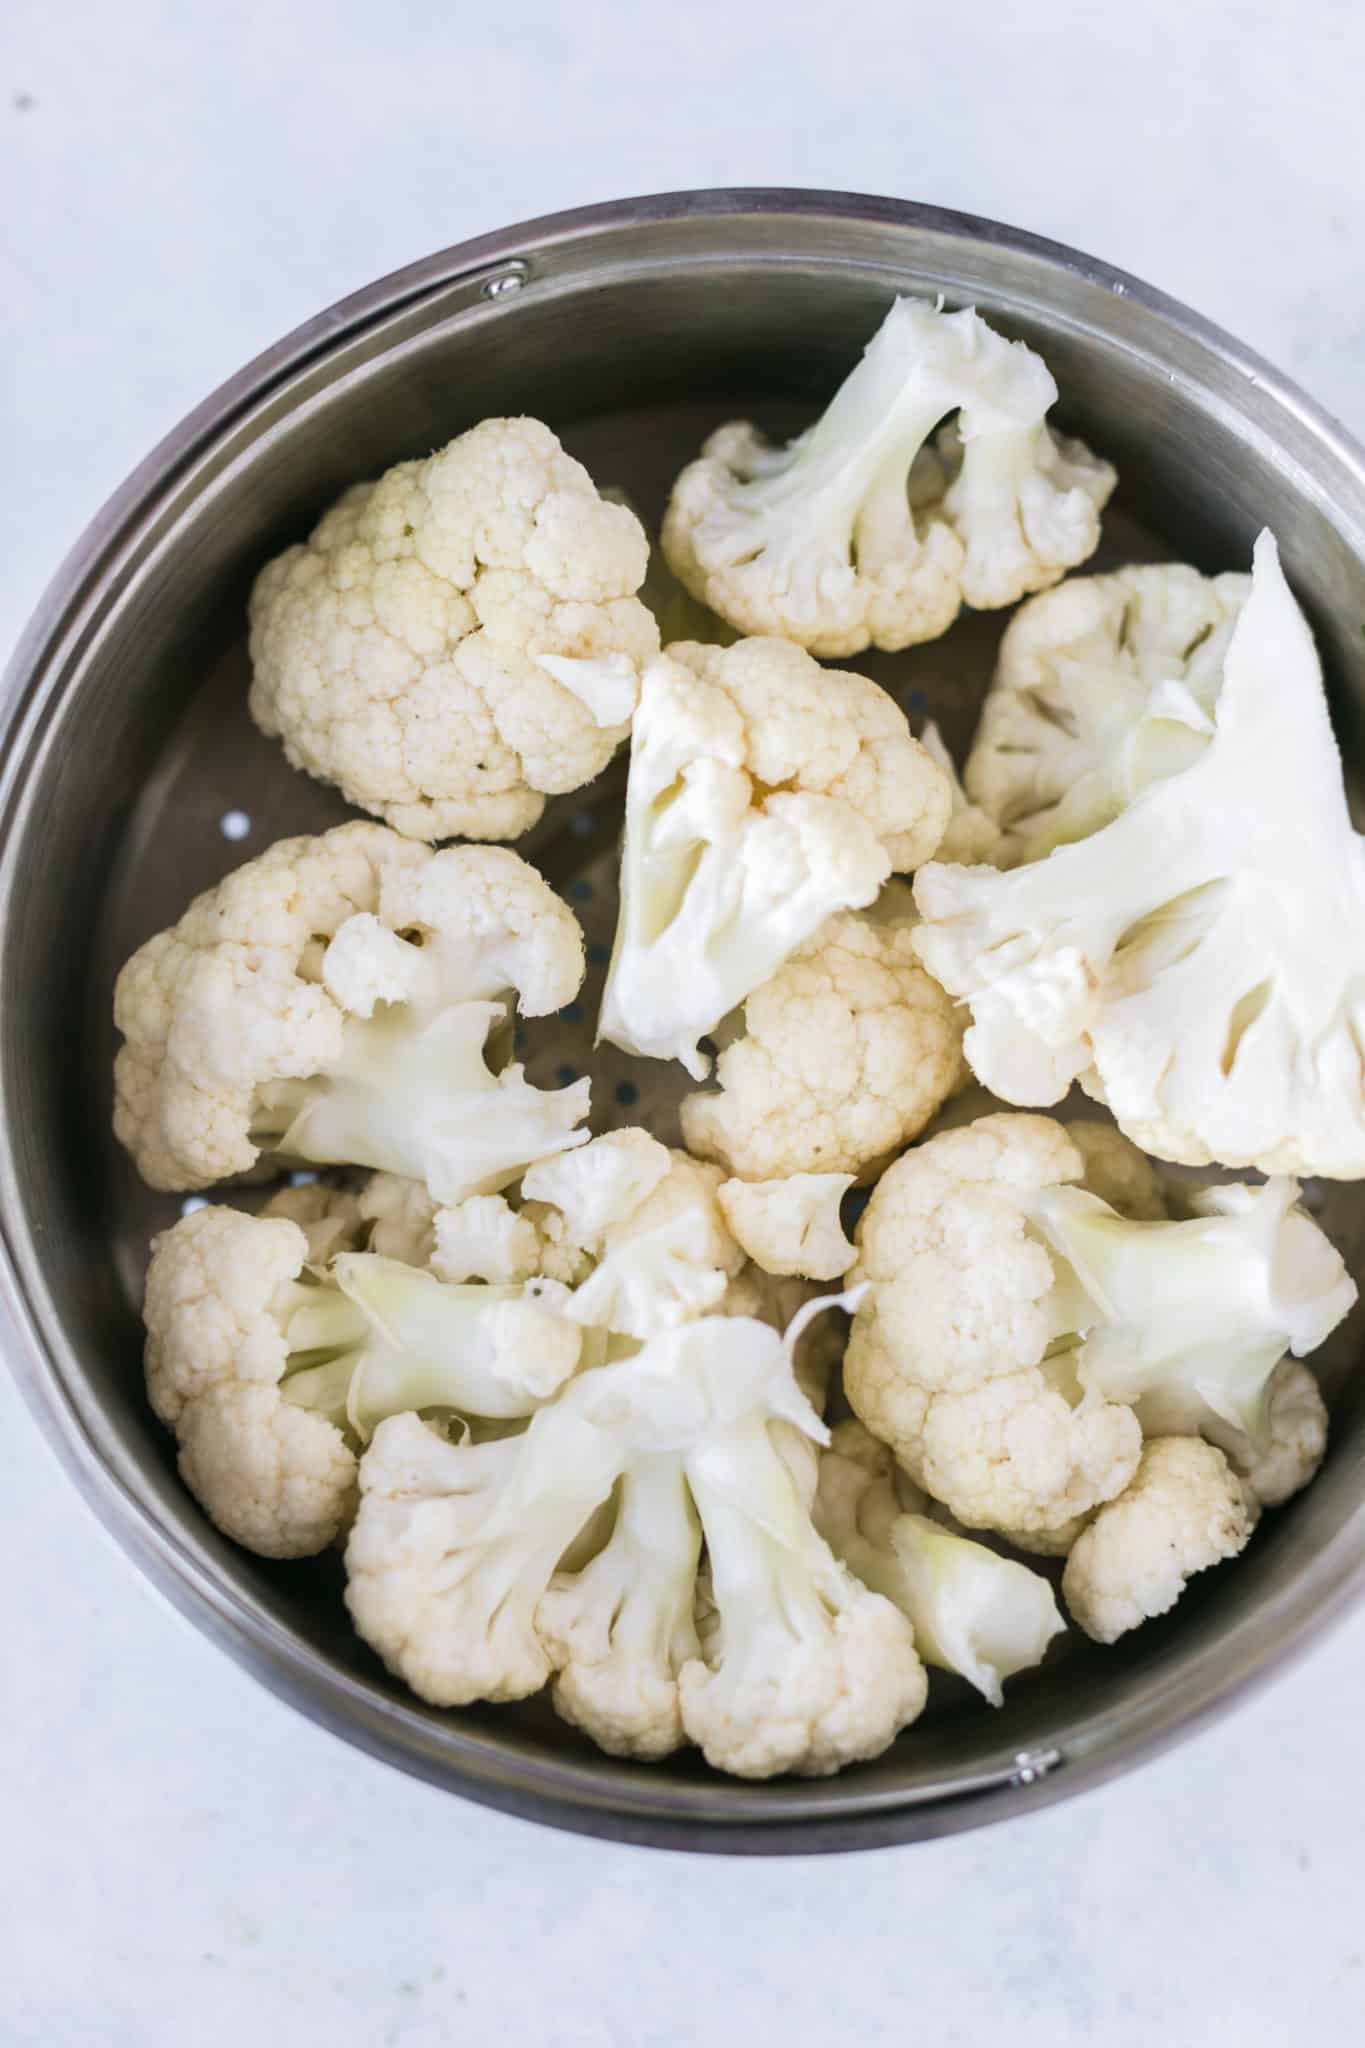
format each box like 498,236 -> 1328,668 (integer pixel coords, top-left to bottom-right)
5,187 -> 1365,1852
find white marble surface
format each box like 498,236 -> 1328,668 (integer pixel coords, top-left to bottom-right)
4,3 -> 1365,2042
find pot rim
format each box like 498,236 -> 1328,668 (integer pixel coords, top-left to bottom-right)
5,187 -> 1365,1853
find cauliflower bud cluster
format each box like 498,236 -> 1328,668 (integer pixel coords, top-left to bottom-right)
115,303 -> 1365,1784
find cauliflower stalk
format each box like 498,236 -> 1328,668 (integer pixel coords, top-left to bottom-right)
815,1421 -> 1065,1705
347,1290 -> 928,1775
142,1198 -> 579,1560
114,824 -> 590,1200
843,1113 -> 1353,1545
681,883 -> 965,1178
662,297 -> 1115,657
248,417 -> 660,841
914,533 -> 1365,1176
964,561 -> 1250,866
599,640 -> 950,1079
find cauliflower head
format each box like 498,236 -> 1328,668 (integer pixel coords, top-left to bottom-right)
143,1196 -> 583,1558
248,418 -> 660,841
661,297 -> 1115,657
964,561 -> 1250,866
680,884 -> 965,1178
1062,1437 -> 1258,1643
598,641 -> 950,1078
114,823 -> 590,1199
914,533 -> 1365,1176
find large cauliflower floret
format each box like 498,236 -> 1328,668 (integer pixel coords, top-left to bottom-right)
914,533 -> 1365,1176
248,418 -> 660,841
679,886 -> 965,1179
1062,1438 -> 1258,1643
348,1291 -> 927,1775
844,1111 -> 1354,1545
597,639 -> 951,1080
113,823 -> 590,1198
143,1200 -> 583,1559
661,297 -> 1115,657
965,562 -> 1250,866
814,1420 -> 1066,1705
844,1113 -> 1142,1542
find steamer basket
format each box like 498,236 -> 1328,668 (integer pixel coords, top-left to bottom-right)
4,190 -> 1365,1852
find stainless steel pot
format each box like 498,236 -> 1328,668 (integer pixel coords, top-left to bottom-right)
5,190 -> 1365,1854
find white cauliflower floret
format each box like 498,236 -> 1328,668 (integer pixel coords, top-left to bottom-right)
143,1204 -> 581,1559
965,562 -> 1250,866
598,640 -> 950,1079
680,886 -> 965,1178
844,1114 -> 1143,1541
914,533 -> 1365,1176
113,822 -> 590,1198
919,722 -> 1001,864
845,1112 -> 1353,1545
430,1195 -> 542,1284
144,1205 -> 359,1558
718,1173 -> 856,1281
815,1420 -> 1065,1704
662,298 -> 1114,657
248,418 -> 660,841
1062,1438 -> 1258,1643
559,1149 -> 745,1338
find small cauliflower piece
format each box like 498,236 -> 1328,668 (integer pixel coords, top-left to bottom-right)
920,722 -> 1001,865
965,561 -> 1250,867
430,1195 -> 542,1284
718,1173 -> 857,1281
562,1150 -> 745,1338
914,533 -> 1365,1177
815,1420 -> 1065,1704
248,418 -> 660,841
1203,1357 -> 1329,1508
680,886 -> 965,1179
598,640 -> 950,1079
114,823 -> 590,1199
1062,1438 -> 1258,1643
844,1114 -> 1143,1540
662,297 -> 1114,657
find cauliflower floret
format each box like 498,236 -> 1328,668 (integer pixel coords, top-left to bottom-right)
113,823 -> 590,1198
598,641 -> 950,1079
815,1420 -> 1065,1704
248,418 -> 660,841
1062,1438 -> 1258,1643
430,1195 -> 542,1284
965,562 -> 1250,866
680,886 -> 965,1179
1199,1357 -> 1329,1508
914,534 -> 1365,1177
845,1112 -> 1353,1544
143,1204 -> 583,1559
661,298 -> 1114,657
844,1114 -> 1144,1540
717,1173 -> 856,1281
919,722 -> 1001,864
144,1205 -> 359,1558
560,1150 -> 746,1338
1061,1119 -> 1166,1221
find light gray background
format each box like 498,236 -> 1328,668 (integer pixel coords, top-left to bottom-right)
4,3 -> 1364,2043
